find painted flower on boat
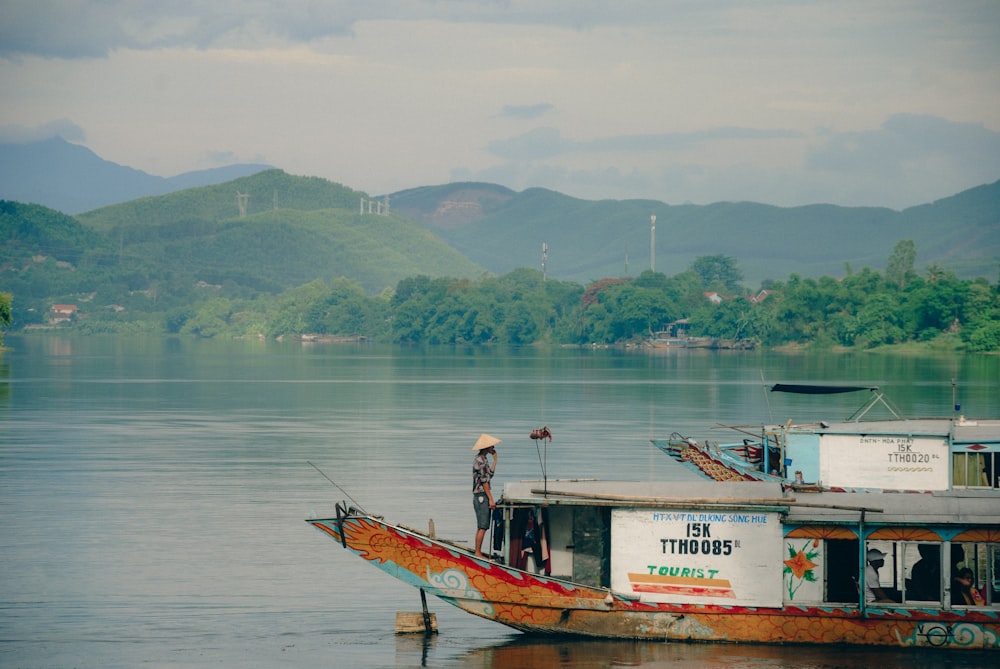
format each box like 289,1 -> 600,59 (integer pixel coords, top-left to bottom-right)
784,549 -> 818,580
783,540 -> 821,600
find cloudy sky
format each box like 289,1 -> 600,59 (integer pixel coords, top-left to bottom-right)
2,1 -> 999,209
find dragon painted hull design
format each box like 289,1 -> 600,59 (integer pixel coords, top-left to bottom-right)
310,510 -> 618,635
307,481 -> 1000,649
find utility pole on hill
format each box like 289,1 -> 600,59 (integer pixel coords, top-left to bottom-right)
650,215 -> 656,272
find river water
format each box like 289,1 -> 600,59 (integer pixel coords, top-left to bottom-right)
1,335 -> 997,668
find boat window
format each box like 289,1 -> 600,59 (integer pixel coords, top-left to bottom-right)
951,542 -> 997,607
903,542 -> 941,604
952,452 -> 998,488
995,545 -> 1000,602
851,539 -> 1000,608
809,537 -> 1000,608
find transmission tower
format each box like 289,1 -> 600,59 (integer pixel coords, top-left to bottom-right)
650,215 -> 656,272
236,192 -> 249,218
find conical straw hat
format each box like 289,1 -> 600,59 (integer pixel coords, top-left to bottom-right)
472,433 -> 502,451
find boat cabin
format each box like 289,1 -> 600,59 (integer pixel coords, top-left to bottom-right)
741,385 -> 1000,491
497,480 -> 1000,614
744,417 -> 1000,492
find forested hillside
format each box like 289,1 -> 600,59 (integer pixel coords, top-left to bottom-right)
77,169 -> 364,230
1,172 -> 997,352
74,170 -> 483,294
391,180 -> 1000,285
0,171 -> 483,328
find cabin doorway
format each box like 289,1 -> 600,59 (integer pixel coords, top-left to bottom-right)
543,505 -> 611,587
826,539 -> 860,603
572,506 -> 611,588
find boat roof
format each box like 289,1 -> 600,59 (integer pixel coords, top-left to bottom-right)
502,479 -> 1000,525
953,419 -> 1000,444
503,479 -> 786,507
780,489 -> 1000,525
783,417 -> 1000,443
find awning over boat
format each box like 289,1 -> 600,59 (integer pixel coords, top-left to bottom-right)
771,384 -> 877,395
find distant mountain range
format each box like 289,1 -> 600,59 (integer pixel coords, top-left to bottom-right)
390,181 -> 1000,285
1,138 -> 998,286
0,137 -> 272,214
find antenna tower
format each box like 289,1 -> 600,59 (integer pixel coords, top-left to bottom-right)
236,192 -> 249,218
650,215 -> 656,272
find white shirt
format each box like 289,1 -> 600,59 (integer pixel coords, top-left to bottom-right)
865,563 -> 880,602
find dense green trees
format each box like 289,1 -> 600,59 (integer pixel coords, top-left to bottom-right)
4,232 -> 999,351
150,250 -> 997,352
381,272 -> 582,345
886,239 -> 917,289
0,292 -> 11,347
692,255 -> 744,293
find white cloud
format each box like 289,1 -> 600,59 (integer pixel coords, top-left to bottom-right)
0,119 -> 86,143
1,1 -> 998,207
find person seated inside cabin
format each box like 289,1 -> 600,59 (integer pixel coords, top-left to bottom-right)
865,548 -> 899,603
952,567 -> 986,606
908,544 -> 941,601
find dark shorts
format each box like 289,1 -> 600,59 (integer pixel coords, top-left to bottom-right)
473,493 -> 491,530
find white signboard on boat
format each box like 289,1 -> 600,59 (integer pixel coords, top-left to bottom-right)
610,508 -> 783,607
818,435 -> 948,490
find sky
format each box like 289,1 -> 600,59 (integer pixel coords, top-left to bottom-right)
2,1 -> 999,210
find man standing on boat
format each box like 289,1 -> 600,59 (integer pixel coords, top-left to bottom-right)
472,434 -> 501,557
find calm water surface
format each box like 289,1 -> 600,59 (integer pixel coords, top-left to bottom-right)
1,335 -> 997,668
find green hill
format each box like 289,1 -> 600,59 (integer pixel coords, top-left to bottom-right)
74,170 -> 483,293
393,180 -> 1000,284
389,182 -> 518,228
1,200 -> 112,265
77,169 -> 365,231
0,172 -> 485,328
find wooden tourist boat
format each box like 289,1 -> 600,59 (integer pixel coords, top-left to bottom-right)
308,476 -> 999,649
653,384 -> 1000,493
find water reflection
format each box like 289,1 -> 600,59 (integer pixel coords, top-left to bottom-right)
0,355 -> 9,403
452,636 -> 994,669
2,336 -> 998,669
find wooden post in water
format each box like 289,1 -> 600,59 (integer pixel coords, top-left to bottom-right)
395,589 -> 438,634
